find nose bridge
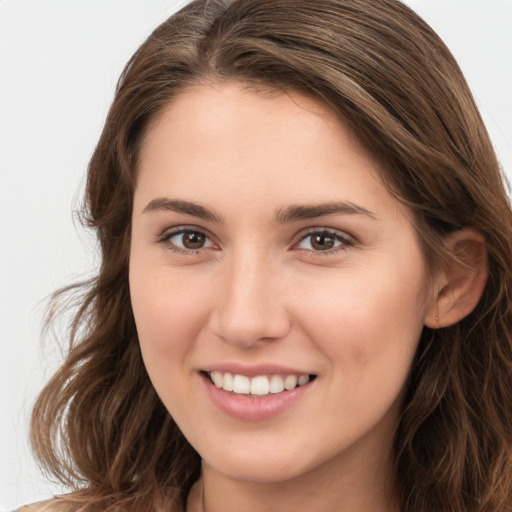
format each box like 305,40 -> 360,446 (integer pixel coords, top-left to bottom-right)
211,246 -> 289,346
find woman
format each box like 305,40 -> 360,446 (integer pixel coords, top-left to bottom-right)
21,0 -> 512,511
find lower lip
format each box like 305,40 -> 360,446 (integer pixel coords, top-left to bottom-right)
202,373 -> 314,421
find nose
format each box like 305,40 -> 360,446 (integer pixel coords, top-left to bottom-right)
209,251 -> 291,348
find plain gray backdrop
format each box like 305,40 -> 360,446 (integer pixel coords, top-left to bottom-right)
1,0 -> 511,509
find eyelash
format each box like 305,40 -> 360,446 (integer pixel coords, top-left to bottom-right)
157,227 -> 217,256
157,226 -> 355,256
294,229 -> 355,255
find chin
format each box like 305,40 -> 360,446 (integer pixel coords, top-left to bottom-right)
208,458 -> 307,484
199,436 -> 324,484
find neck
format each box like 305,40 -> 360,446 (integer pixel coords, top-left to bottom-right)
189,445 -> 398,512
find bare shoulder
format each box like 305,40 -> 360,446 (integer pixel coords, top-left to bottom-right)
17,499 -> 75,512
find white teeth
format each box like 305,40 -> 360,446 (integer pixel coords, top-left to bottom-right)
284,375 -> 298,390
251,376 -> 270,396
211,371 -> 223,388
208,372 -> 312,396
269,375 -> 285,393
298,374 -> 309,386
223,372 -> 234,391
232,374 -> 251,394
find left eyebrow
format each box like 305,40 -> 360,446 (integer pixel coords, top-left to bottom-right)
275,202 -> 376,223
142,198 -> 223,223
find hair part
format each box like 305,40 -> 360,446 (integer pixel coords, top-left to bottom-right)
31,1 -> 512,511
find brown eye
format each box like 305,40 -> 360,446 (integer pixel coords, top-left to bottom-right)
297,230 -> 352,252
163,229 -> 214,252
182,231 -> 206,249
310,233 -> 336,250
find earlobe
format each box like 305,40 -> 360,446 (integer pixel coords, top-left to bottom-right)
424,229 -> 488,329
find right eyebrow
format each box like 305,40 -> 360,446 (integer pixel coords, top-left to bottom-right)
275,201 -> 376,223
142,198 -> 224,223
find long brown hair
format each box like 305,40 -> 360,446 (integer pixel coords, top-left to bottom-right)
31,1 -> 512,511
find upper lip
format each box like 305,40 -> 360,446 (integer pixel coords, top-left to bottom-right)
201,363 -> 315,378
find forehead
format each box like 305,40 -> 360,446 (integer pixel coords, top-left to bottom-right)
141,81 -> 372,156
140,82 -> 350,158
135,82 -> 406,222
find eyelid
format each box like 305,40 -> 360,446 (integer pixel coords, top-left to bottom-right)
156,225 -> 219,253
292,227 -> 356,253
158,224 -> 208,239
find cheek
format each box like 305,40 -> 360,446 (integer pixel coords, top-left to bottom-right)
129,268 -> 217,425
294,264 -> 427,371
129,268 -> 213,370
290,267 -> 427,441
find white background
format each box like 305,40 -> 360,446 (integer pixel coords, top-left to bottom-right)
1,0 -> 511,509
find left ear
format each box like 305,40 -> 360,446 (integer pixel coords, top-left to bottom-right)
425,229 -> 488,328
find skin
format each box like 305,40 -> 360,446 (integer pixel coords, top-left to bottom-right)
129,82 -> 439,512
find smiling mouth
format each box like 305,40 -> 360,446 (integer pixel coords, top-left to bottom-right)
203,371 -> 317,397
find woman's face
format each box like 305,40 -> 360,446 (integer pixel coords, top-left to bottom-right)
130,83 -> 434,486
